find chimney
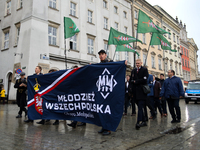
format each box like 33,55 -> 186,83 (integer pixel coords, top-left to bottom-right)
184,23 -> 186,29
176,16 -> 178,22
180,20 -> 182,27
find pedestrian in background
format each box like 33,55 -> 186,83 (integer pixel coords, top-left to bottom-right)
160,70 -> 184,123
152,75 -> 163,118
145,73 -> 156,120
159,73 -> 167,117
124,75 -> 131,115
14,72 -> 27,118
128,77 -> 136,116
0,86 -> 6,104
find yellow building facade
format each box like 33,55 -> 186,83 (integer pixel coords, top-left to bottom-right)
133,0 -> 164,77
132,1 -> 183,80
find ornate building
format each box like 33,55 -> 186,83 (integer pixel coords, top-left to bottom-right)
0,0 -> 132,100
179,20 -> 190,87
133,0 -> 165,77
153,5 -> 183,81
132,1 -> 183,80
187,38 -> 199,80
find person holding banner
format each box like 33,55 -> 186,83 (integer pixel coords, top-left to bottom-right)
14,72 -> 28,118
97,49 -> 127,135
37,69 -> 58,125
67,65 -> 86,128
97,49 -> 127,134
129,59 -> 149,130
24,66 -> 43,123
97,49 -> 112,135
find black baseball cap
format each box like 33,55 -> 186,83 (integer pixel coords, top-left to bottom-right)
20,72 -> 25,76
98,49 -> 106,55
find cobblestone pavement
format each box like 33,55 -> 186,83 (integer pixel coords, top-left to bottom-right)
0,100 -> 200,150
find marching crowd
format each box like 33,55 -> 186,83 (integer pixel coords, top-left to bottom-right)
125,59 -> 184,130
0,49 -> 184,136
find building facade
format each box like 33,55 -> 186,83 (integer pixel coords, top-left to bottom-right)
0,0 -> 199,100
0,0 -> 132,100
153,5 -> 183,81
187,38 -> 198,80
133,0 -> 164,77
132,1 -> 183,80
179,21 -> 190,87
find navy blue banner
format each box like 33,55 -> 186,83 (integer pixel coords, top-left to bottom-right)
27,61 -> 126,131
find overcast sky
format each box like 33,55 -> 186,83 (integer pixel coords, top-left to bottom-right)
145,0 -> 200,71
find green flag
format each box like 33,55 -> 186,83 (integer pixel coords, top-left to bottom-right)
64,17 -> 80,39
116,44 -> 139,56
137,10 -> 170,35
150,33 -> 177,52
108,27 -> 142,45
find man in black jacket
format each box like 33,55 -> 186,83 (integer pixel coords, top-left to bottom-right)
14,72 -> 27,118
129,59 -> 149,130
124,75 -> 131,115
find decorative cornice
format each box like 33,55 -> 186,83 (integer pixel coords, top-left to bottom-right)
142,48 -> 148,52
136,46 -> 142,50
158,54 -> 162,58
150,51 -> 156,55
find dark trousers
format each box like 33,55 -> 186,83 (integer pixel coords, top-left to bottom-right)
131,97 -> 136,114
144,96 -> 156,118
154,98 -> 163,115
0,97 -> 5,104
18,106 -> 26,115
167,98 -> 181,120
72,121 -> 77,125
161,98 -> 167,114
136,100 -> 146,123
124,93 -> 130,114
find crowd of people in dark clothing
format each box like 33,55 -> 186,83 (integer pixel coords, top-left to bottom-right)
12,49 -> 184,136
124,59 -> 184,130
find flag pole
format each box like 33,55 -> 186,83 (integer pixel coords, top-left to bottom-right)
64,39 -> 67,69
64,17 -> 67,69
163,47 -> 166,79
134,32 -> 138,68
113,49 -> 116,61
144,33 -> 152,67
131,2 -> 136,69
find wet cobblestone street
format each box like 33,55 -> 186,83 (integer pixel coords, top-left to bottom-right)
1,100 -> 200,150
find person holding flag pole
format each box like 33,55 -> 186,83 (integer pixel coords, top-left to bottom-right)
98,27 -> 141,134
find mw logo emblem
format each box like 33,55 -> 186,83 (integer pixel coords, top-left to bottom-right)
96,68 -> 117,99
